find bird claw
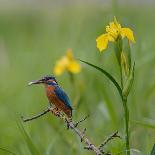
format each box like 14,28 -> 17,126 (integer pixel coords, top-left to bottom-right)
66,122 -> 70,130
49,107 -> 61,117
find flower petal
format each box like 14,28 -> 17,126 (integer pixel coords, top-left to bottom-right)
66,48 -> 74,60
68,61 -> 81,74
121,28 -> 135,43
53,63 -> 65,76
114,16 -> 121,29
96,34 -> 110,52
106,18 -> 121,40
53,57 -> 69,76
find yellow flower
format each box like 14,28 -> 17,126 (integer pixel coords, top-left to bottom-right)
96,17 -> 135,52
53,49 -> 81,76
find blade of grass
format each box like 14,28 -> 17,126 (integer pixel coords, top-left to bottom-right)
16,120 -> 41,155
150,144 -> 155,155
0,147 -> 16,155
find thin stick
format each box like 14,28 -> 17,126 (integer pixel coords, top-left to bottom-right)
66,119 -> 103,155
21,108 -> 50,122
74,115 -> 89,127
99,131 -> 121,150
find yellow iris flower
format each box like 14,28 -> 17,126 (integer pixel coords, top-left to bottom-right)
96,17 -> 135,52
53,49 -> 81,76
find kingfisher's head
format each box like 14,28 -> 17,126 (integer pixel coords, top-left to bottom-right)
28,75 -> 58,86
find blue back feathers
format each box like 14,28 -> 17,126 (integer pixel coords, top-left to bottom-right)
54,86 -> 72,110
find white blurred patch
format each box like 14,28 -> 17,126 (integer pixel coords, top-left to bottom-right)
130,149 -> 142,155
98,101 -> 110,121
116,149 -> 142,155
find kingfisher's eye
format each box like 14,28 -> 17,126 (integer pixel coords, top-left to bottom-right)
47,79 -> 57,84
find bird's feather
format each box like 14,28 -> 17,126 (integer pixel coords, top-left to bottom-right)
54,86 -> 72,110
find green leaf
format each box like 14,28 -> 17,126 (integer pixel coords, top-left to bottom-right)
16,120 -> 41,155
150,144 -> 155,155
80,60 -> 122,98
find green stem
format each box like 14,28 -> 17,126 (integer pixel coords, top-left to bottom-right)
122,97 -> 130,155
68,72 -> 75,85
120,65 -> 123,89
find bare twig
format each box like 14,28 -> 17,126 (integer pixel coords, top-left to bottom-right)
74,115 -> 89,127
99,131 -> 121,151
81,128 -> 86,142
65,119 -> 103,155
21,108 -> 50,122
22,107 -> 119,155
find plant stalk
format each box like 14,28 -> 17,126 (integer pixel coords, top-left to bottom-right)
122,97 -> 130,155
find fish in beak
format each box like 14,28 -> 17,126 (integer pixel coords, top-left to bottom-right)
28,78 -> 45,86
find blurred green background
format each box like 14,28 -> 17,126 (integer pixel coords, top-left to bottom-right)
0,0 -> 155,155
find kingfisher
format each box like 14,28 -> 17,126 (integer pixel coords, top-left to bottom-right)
28,75 -> 72,118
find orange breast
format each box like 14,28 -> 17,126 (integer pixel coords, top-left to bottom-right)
45,85 -> 55,99
45,85 -> 72,117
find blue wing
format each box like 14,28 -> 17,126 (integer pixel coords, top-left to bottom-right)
54,86 -> 72,110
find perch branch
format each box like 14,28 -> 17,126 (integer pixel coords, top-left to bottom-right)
21,108 -> 50,122
22,107 -> 119,155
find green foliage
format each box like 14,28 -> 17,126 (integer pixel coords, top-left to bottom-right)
17,120 -> 41,155
150,144 -> 155,155
0,148 -> 16,155
0,2 -> 155,155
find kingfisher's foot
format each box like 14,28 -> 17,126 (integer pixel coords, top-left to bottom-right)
66,121 -> 70,130
63,116 -> 72,129
49,107 -> 61,117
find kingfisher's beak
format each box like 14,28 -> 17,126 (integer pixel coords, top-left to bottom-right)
28,78 -> 45,86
